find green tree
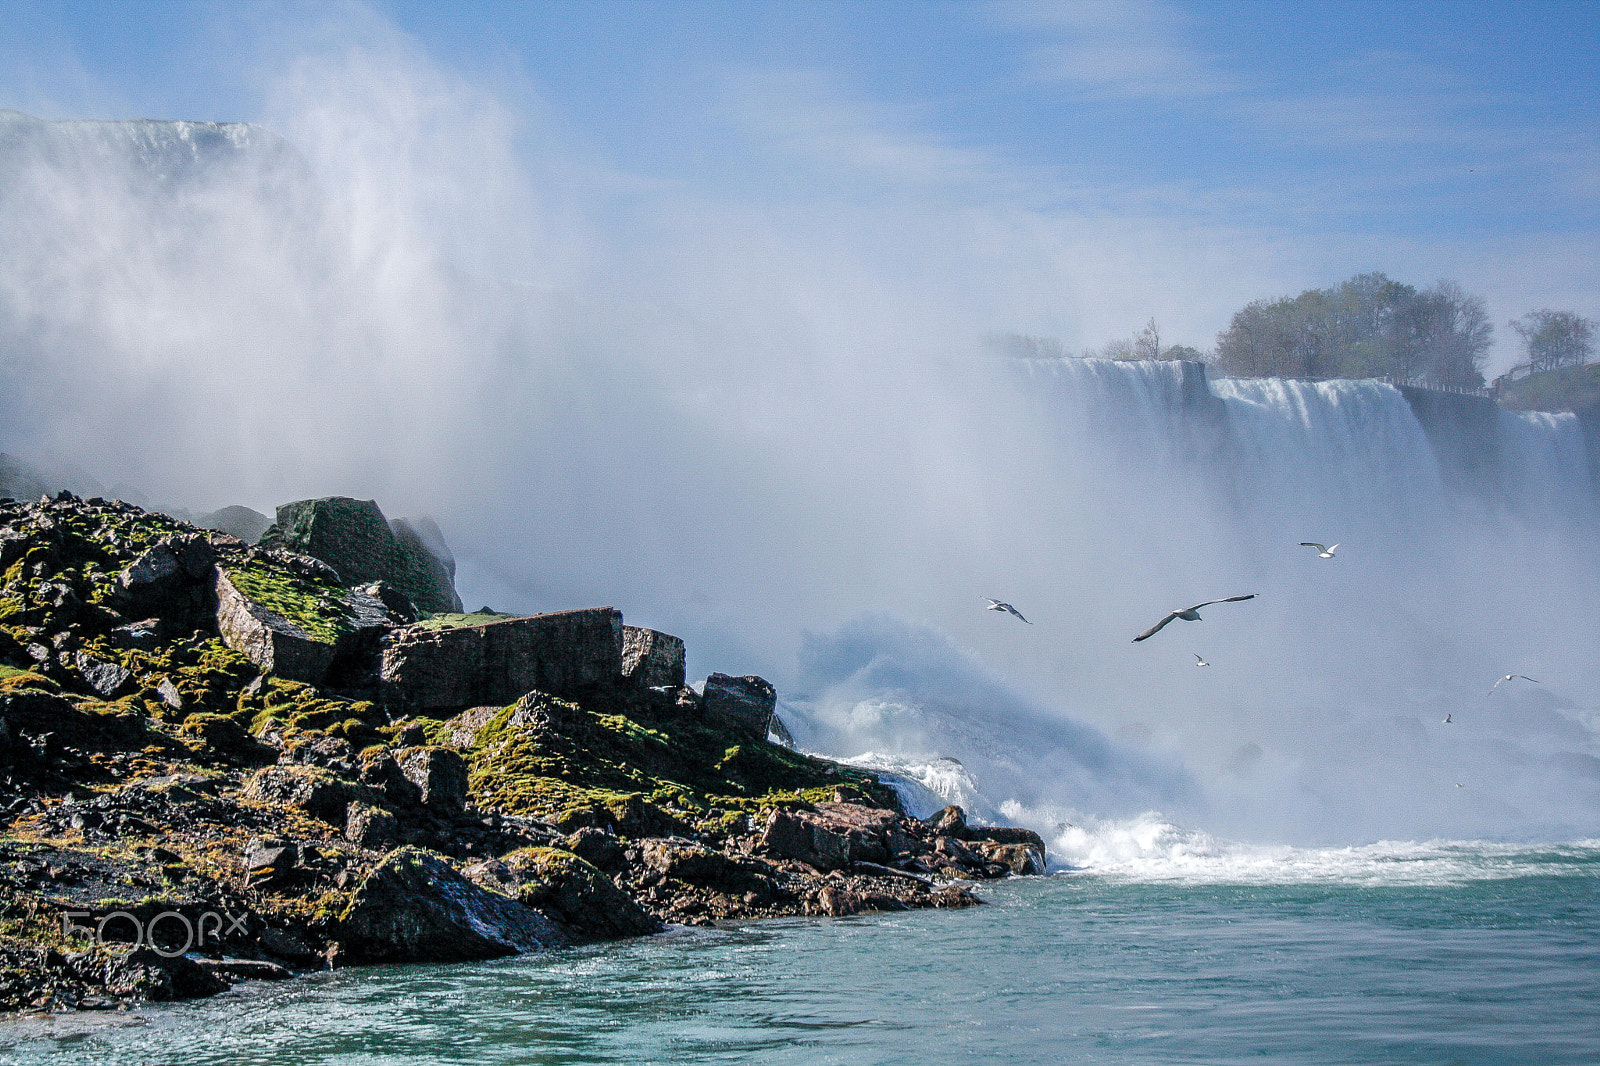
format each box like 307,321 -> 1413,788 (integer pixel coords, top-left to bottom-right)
1215,272 -> 1489,386
1510,310 -> 1596,373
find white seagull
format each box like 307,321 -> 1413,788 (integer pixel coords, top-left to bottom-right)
985,598 -> 1032,624
1443,714 -> 1452,723
1300,541 -> 1340,559
1194,654 -> 1210,667
1489,674 -> 1539,695
1133,595 -> 1257,642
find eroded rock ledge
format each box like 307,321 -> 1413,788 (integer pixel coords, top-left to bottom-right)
0,492 -> 1044,1014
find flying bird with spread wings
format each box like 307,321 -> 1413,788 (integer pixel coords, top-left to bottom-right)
1489,674 -> 1539,695
1133,595 -> 1257,642
1300,541 -> 1339,558
985,598 -> 1032,624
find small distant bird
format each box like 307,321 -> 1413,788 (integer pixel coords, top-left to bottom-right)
1133,595 -> 1257,642
1300,542 -> 1339,559
1489,674 -> 1539,695
1443,714 -> 1452,723
1194,654 -> 1210,667
1456,782 -> 1464,788
985,599 -> 1031,624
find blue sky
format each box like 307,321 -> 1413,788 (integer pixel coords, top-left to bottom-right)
3,0 -> 1597,370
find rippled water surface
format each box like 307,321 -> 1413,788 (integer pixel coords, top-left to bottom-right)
4,844 -> 1598,1065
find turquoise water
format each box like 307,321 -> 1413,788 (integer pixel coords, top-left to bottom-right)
4,843 -> 1597,1065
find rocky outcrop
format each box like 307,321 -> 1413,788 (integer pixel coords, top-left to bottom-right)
213,569 -> 340,684
620,625 -> 686,689
340,846 -> 570,963
394,746 -> 469,813
464,847 -> 661,943
701,673 -> 776,739
379,608 -> 624,714
257,497 -> 462,615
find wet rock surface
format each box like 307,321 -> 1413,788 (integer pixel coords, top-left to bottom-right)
0,494 -> 1044,1016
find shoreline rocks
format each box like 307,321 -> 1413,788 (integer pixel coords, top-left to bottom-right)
0,493 -> 1047,1016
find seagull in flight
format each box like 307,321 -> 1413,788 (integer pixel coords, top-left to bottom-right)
1443,714 -> 1452,723
985,598 -> 1032,624
1133,595 -> 1257,642
1194,654 -> 1210,667
1489,674 -> 1539,695
1300,542 -> 1339,559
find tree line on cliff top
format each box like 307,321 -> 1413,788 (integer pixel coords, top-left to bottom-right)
992,272 -> 1596,389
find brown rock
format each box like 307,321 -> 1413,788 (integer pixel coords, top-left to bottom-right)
759,808 -> 852,871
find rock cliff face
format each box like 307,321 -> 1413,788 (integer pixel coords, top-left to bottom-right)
0,493 -> 1044,1015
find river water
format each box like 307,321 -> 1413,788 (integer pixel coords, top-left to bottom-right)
5,840 -> 1596,1065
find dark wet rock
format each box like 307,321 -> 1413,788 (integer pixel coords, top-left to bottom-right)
244,838 -> 302,888
340,846 -> 569,963
256,927 -> 321,966
358,751 -> 421,807
464,846 -> 661,942
701,673 -> 776,740
379,608 -> 624,714
395,746 -> 469,813
620,625 -> 686,689
559,826 -> 625,873
95,947 -> 228,1001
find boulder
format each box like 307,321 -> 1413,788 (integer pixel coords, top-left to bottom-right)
969,840 -> 1047,876
213,569 -> 339,684
257,498 -> 461,615
379,608 -> 624,714
464,847 -> 660,942
344,801 -> 399,850
394,746 -> 469,812
340,846 -> 569,963
701,674 -> 776,740
244,838 -> 302,888
94,947 -> 228,1001
925,805 -> 967,838
620,626 -> 686,689
558,826 -> 625,872
241,765 -> 366,825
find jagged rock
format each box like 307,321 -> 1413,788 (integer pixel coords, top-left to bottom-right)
701,673 -> 776,740
103,618 -> 163,651
256,927 -> 320,966
759,808 -> 853,871
358,751 -> 421,807
340,846 -> 569,963
559,826 -> 625,872
969,840 -> 1047,876
344,801 -> 399,850
1,689 -> 147,753
241,765 -> 366,825
244,839 -> 301,888
620,626 -> 686,689
389,516 -> 463,615
636,837 -> 745,882
926,805 -> 967,838
379,608 -> 624,714
257,497 -> 461,615
73,652 -> 135,698
155,678 -> 184,711
464,847 -> 661,942
395,746 -> 469,812
444,705 -> 501,748
178,712 -> 254,756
